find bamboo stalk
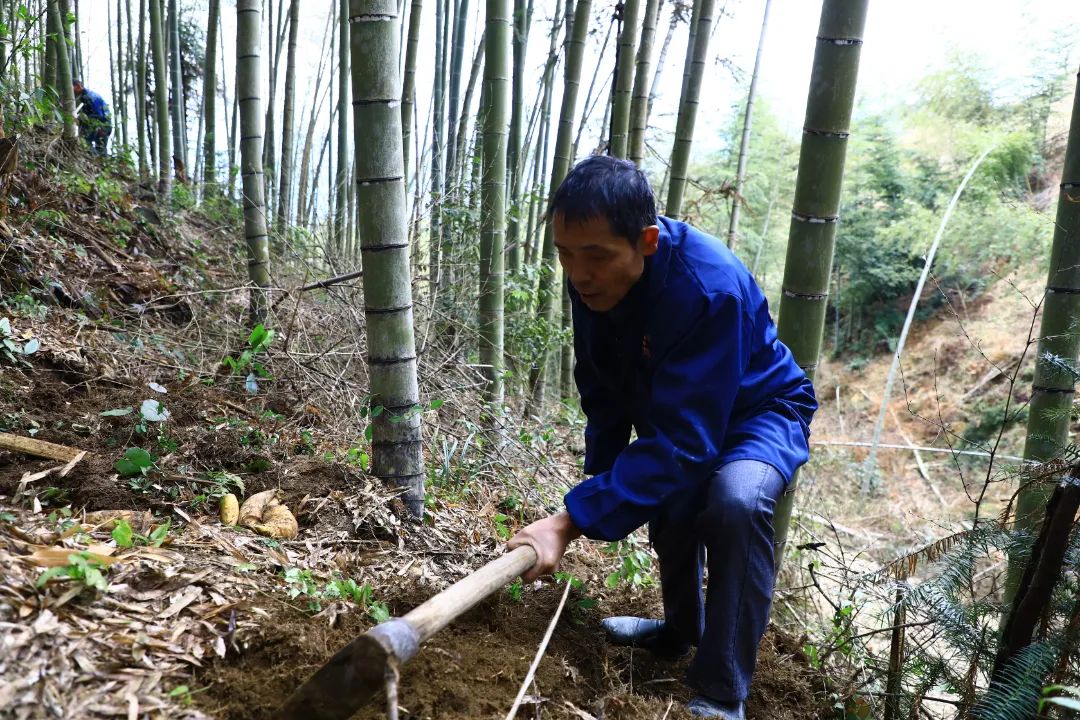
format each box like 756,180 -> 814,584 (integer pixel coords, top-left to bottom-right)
350,0 -> 425,513
531,0 -> 590,412
479,0 -> 509,404
276,0 -> 299,227
0,433 -> 83,462
236,0 -> 271,321
772,0 -> 869,570
995,477 -> 1080,677
664,0 -> 713,219
608,0 -> 639,158
401,0 -> 424,177
148,0 -> 171,196
726,0 -> 772,249
627,0 -> 659,165
883,586 -> 905,720
201,0 -> 220,191
48,0 -> 76,141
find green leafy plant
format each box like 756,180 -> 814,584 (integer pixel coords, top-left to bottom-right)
427,425 -> 484,496
553,571 -> 596,613
3,292 -> 48,321
111,518 -> 170,548
603,536 -> 655,588
115,447 -> 156,477
222,324 -> 275,393
0,317 -> 39,366
493,513 -> 513,540
156,429 -> 179,453
283,567 -> 322,612
506,578 -> 524,602
46,507 -> 74,527
167,684 -> 208,706
36,552 -> 110,594
205,470 -> 245,500
39,486 -> 72,507
283,568 -> 390,620
367,600 -> 391,623
344,446 -> 370,470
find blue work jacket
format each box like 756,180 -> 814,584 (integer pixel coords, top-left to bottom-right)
78,89 -> 110,121
563,216 -> 818,541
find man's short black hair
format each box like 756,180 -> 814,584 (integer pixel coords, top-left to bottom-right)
547,155 -> 657,244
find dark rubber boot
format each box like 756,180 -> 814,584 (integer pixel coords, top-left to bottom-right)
599,616 -> 691,659
686,696 -> 745,719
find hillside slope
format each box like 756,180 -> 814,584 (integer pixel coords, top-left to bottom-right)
0,138 -> 834,719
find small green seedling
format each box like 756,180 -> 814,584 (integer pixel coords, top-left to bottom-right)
167,685 -> 208,706
222,324 -> 275,393
36,552 -> 110,593
0,317 -> 40,366
603,538 -> 656,588
115,447 -> 155,477
111,518 -> 170,548
507,578 -> 524,602
283,568 -> 391,620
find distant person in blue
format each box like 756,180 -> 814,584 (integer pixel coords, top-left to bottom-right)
508,156 -> 817,719
71,80 -> 111,157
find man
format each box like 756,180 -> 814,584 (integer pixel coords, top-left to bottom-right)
72,80 -> 112,157
508,156 -> 817,719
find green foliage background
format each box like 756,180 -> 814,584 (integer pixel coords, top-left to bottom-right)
663,53 -> 1073,360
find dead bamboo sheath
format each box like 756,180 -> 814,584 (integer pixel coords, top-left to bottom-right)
279,545 -> 538,719
0,432 -> 83,462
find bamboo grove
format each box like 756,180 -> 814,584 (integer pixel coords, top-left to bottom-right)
0,0 -> 761,418
4,1 -> 1080,713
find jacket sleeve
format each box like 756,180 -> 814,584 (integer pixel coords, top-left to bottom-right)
574,323 -> 632,476
565,291 -> 752,540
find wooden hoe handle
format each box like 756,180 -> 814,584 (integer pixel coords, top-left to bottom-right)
404,544 -> 537,641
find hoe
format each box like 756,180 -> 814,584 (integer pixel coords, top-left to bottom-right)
279,545 -> 539,719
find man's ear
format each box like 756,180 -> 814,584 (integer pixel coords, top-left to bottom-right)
639,225 -> 660,257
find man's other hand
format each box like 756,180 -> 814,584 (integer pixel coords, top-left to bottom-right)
507,511 -> 583,583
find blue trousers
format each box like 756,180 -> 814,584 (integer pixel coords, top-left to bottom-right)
648,459 -> 786,702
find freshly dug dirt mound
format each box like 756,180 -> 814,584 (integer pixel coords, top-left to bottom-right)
197,582 -> 831,720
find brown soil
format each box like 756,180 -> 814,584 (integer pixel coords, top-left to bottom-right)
0,364 -> 368,531
2,355 -> 830,720
196,580 -> 831,720
1,339 -> 836,720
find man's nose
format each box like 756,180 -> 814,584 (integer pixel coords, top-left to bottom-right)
569,266 -> 592,286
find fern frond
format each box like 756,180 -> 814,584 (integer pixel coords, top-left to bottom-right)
916,585 -> 984,655
1038,351 -> 1080,383
1038,436 -> 1080,465
872,521 -> 1011,583
971,642 -> 1059,720
873,528 -> 977,582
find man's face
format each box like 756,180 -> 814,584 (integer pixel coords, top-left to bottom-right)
72,82 -> 83,95
553,213 -> 658,312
